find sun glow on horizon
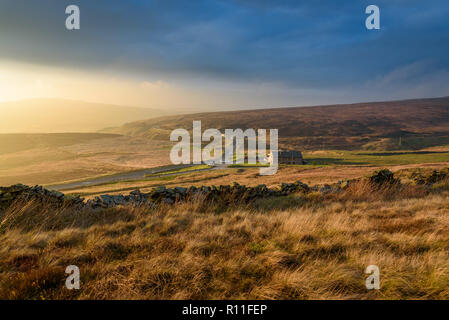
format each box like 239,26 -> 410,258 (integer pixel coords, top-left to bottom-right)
0,60 -> 214,109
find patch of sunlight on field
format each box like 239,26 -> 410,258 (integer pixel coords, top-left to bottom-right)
0,134 -> 173,186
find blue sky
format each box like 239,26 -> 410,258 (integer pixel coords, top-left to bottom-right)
1,0 -> 449,109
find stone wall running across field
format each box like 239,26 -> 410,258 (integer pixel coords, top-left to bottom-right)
0,169 -> 447,211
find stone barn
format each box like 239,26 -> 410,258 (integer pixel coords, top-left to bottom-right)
269,150 -> 305,165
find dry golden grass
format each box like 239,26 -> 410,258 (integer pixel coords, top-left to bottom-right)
1,179 -> 449,300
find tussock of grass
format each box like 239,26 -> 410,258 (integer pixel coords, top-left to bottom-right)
0,181 -> 448,299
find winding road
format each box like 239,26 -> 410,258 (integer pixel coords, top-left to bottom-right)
47,164 -> 223,191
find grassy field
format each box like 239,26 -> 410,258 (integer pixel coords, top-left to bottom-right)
0,134 -> 173,186
303,149 -> 449,166
144,164 -> 213,177
59,153 -> 449,198
1,178 -> 449,299
1,130 -> 448,189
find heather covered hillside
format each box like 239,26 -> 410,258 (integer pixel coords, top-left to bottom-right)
104,97 -> 449,150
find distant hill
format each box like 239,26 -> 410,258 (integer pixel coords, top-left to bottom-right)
0,133 -> 121,155
0,99 -> 176,133
104,97 -> 449,150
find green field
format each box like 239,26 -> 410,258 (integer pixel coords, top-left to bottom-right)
144,164 -> 213,177
303,150 -> 449,166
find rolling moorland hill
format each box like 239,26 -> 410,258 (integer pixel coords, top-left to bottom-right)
0,99 -> 177,133
0,133 -> 121,155
103,97 -> 449,150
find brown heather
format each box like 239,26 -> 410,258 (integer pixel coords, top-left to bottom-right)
1,179 -> 449,300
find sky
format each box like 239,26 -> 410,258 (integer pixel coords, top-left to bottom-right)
1,0 -> 449,110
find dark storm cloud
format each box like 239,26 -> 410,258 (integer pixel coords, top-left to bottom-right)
1,0 -> 449,94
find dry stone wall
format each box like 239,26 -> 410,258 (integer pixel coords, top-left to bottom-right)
1,169 -> 447,211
